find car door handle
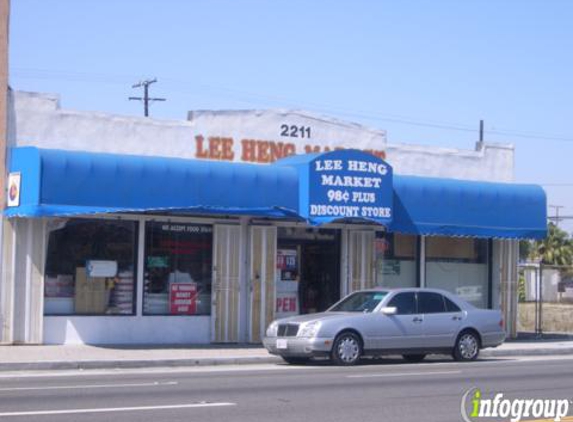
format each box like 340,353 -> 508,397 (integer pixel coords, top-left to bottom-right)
412,317 -> 423,323
452,315 -> 462,321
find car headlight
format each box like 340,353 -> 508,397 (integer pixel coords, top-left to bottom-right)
266,321 -> 278,337
298,321 -> 321,338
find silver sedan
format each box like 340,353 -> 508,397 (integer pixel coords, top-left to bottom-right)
263,288 -> 505,365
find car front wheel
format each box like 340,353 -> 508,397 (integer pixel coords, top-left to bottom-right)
331,332 -> 362,366
453,331 -> 480,361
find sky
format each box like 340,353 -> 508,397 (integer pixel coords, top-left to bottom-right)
8,0 -> 573,233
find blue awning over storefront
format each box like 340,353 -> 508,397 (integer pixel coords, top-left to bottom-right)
4,147 -> 547,239
390,175 -> 547,239
5,147 -> 301,219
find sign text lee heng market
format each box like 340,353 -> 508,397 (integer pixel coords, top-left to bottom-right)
310,158 -> 392,219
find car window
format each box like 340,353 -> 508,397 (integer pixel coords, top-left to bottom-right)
328,291 -> 388,313
444,296 -> 461,313
387,292 -> 416,315
418,292 -> 446,314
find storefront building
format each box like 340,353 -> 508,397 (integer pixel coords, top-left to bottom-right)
0,91 -> 546,345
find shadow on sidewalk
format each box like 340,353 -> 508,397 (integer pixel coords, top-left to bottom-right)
509,332 -> 573,342
91,343 -> 266,350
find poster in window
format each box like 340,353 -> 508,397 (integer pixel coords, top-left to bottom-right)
86,260 -> 118,278
277,249 -> 298,282
456,286 -> 482,303
276,291 -> 299,318
169,283 -> 198,315
382,259 -> 401,275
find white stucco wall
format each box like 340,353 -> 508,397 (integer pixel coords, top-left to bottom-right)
43,316 -> 210,345
384,142 -> 513,182
12,91 -> 514,182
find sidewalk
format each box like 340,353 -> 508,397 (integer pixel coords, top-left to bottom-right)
0,338 -> 572,372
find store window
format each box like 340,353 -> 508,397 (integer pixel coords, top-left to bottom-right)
425,237 -> 489,308
44,219 -> 137,316
143,222 -> 213,316
375,233 -> 418,288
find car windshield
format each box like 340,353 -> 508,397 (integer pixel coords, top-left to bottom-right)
328,291 -> 388,313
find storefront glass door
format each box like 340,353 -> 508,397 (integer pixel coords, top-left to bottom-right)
347,230 -> 376,293
211,225 -> 241,343
277,227 -> 340,315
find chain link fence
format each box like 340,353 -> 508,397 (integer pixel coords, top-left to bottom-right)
517,264 -> 573,337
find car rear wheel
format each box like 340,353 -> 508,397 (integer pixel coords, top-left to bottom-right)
453,331 -> 480,361
402,354 -> 426,363
331,332 -> 362,366
281,356 -> 310,365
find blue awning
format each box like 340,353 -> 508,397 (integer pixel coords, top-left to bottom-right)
5,147 -> 301,219
4,147 -> 547,239
390,175 -> 547,239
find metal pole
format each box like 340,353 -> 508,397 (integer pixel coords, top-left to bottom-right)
539,263 -> 544,337
129,78 -> 165,117
534,265 -> 539,336
144,83 -> 149,117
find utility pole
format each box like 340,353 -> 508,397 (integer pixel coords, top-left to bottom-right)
549,205 -> 564,227
476,119 -> 484,150
129,78 -> 166,117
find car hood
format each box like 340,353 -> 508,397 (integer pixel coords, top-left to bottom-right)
274,312 -> 356,325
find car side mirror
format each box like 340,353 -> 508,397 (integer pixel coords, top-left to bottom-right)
381,306 -> 397,315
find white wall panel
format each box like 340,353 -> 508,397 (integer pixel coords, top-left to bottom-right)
44,316 -> 210,345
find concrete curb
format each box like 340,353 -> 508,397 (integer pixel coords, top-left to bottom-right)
0,347 -> 571,372
481,347 -> 573,358
0,356 -> 282,372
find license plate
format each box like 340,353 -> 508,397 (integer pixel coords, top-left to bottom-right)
276,339 -> 288,349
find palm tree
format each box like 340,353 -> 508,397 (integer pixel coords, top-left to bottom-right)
529,223 -> 573,267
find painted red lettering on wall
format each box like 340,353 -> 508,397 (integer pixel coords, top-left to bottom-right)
241,139 -> 296,163
196,135 -> 386,163
195,135 -> 235,160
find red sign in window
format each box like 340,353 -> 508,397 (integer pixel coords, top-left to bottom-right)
169,283 -> 198,315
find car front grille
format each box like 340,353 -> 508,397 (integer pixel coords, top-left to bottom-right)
277,323 -> 299,337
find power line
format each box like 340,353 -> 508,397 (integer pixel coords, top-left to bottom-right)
549,205 -> 565,227
128,78 -> 166,117
10,67 -> 573,142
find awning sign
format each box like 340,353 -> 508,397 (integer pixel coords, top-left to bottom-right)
304,150 -> 393,225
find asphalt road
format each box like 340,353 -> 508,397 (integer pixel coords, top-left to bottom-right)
0,356 -> 572,422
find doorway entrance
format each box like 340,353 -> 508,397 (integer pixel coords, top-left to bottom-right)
248,226 -> 277,343
212,224 -> 241,343
277,227 -> 340,316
